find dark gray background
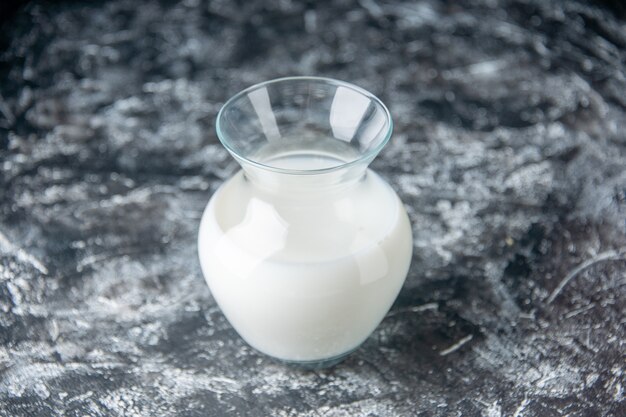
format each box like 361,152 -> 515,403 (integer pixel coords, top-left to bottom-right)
1,0 -> 625,415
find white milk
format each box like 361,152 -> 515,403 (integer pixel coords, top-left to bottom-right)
198,154 -> 412,362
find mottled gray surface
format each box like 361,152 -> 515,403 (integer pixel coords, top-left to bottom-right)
1,0 -> 625,415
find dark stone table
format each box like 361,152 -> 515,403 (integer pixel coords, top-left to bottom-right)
1,0 -> 625,415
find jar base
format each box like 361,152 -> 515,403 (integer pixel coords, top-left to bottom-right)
272,347 -> 358,370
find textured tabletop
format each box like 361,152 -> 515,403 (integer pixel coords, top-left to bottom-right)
1,0 -> 625,415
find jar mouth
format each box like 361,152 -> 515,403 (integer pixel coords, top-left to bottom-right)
215,76 -> 393,176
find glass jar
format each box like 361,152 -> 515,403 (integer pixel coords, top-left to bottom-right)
198,77 -> 413,367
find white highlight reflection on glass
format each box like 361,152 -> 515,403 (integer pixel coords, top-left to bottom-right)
248,87 -> 281,142
217,198 -> 288,277
356,106 -> 386,148
329,86 -> 371,142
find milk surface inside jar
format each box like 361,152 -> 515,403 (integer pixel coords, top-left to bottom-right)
198,77 -> 413,366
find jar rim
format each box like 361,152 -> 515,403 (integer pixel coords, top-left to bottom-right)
215,76 -> 393,176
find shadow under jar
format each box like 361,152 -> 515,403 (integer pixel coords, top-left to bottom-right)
198,77 -> 413,368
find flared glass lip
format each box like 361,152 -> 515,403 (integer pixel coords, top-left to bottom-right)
215,76 -> 393,175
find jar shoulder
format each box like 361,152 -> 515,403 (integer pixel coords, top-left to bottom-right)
199,170 -> 410,263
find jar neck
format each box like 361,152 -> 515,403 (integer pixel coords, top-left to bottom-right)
240,161 -> 370,197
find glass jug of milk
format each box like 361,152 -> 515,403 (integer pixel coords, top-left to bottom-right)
198,77 -> 413,368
